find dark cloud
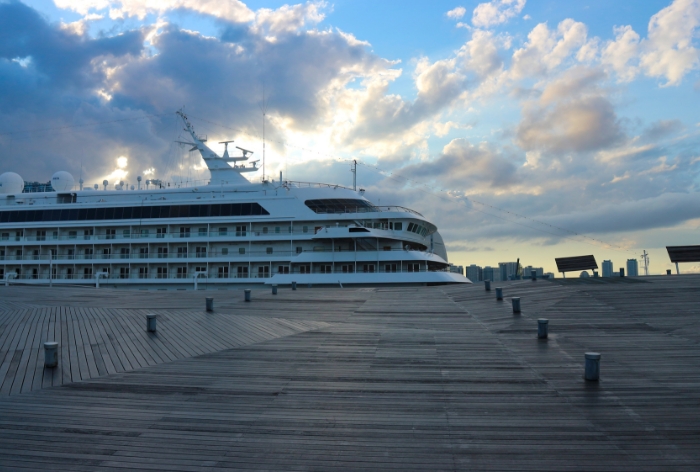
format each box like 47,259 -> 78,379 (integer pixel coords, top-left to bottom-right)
641,119 -> 683,142
0,1 -> 385,184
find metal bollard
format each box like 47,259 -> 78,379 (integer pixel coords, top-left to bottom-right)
44,342 -> 58,368
512,297 -> 521,313
531,270 -> 536,281
620,268 -> 625,277
206,297 -> 214,312
244,289 -> 251,302
484,280 -> 491,291
147,314 -> 157,332
272,284 -> 277,295
593,271 -> 599,278
495,287 -> 503,300
584,352 -> 601,381
537,319 -> 549,339
666,269 -> 671,275
291,281 -> 297,290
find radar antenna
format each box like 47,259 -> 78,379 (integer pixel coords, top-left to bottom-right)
219,140 -> 234,159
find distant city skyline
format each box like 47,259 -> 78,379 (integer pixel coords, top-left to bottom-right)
1,0 -> 699,275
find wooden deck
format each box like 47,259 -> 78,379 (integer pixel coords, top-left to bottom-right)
0,276 -> 699,470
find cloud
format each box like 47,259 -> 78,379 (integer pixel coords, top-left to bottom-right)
472,0 -> 526,28
640,0 -> 700,86
599,0 -> 700,85
446,6 -> 466,20
601,25 -> 640,82
516,67 -> 625,153
642,119 -> 683,141
511,19 -> 588,79
54,0 -> 255,22
398,138 -> 520,190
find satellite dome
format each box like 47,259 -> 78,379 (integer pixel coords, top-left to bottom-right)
0,172 -> 24,194
51,171 -> 75,192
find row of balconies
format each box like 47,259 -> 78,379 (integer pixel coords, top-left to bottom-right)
0,246 -> 428,262
0,222 -> 416,243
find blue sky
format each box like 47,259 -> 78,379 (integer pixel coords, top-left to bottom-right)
1,0 -> 699,275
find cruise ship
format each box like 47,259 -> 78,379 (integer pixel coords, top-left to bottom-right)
0,112 -> 469,288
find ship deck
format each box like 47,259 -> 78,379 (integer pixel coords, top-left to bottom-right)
0,276 -> 699,470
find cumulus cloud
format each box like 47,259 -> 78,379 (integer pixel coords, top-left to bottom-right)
599,0 -> 700,85
640,0 -> 700,86
446,6 -> 466,20
398,138 -> 520,190
54,0 -> 255,22
516,67 -> 625,154
511,19 -> 588,79
472,0 -> 526,28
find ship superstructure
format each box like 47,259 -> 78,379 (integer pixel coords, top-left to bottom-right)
0,112 -> 469,288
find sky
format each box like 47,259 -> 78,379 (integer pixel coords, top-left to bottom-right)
1,0 -> 699,275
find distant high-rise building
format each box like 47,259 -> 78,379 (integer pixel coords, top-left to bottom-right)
449,264 -> 464,275
602,260 -> 613,277
543,272 -> 555,279
499,262 -> 520,281
626,259 -> 639,277
483,266 -> 496,282
521,266 -> 544,277
466,264 -> 483,282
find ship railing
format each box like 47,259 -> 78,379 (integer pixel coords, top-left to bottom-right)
284,180 -> 354,190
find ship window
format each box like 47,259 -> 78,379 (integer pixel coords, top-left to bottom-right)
266,247 -> 273,254
394,222 -> 402,231
302,226 -> 308,233
296,247 -> 302,254
239,247 -> 246,254
262,227 -> 268,234
275,226 -> 280,234
221,248 -> 229,255
304,199 -> 379,214
0,202 -> 269,224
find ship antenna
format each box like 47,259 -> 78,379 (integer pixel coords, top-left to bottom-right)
260,83 -> 267,183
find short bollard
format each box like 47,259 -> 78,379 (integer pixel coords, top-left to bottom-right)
531,270 -> 536,281
593,271 -> 599,278
484,280 -> 491,291
666,269 -> 671,275
206,297 -> 214,312
272,285 -> 278,295
291,281 -> 297,290
512,297 -> 521,313
537,319 -> 549,339
495,287 -> 503,300
620,268 -> 625,277
584,352 -> 601,381
44,342 -> 58,368
146,314 -> 157,333
244,289 -> 251,302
